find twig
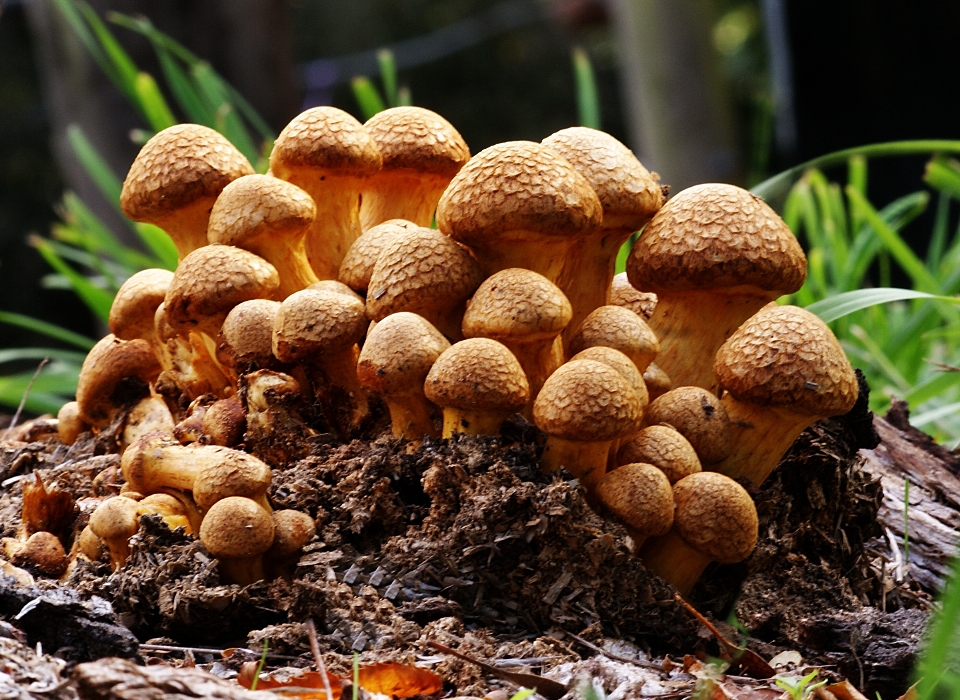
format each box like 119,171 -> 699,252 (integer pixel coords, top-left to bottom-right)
560,630 -> 662,670
427,640 -> 568,700
139,643 -> 301,660
306,618 -> 335,700
3,358 -> 48,440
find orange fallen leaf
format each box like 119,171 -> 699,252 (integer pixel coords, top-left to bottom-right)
357,661 -> 443,698
238,662 -> 343,699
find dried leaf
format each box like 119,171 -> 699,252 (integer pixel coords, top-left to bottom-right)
825,681 -> 871,700
896,683 -> 920,700
21,474 -> 75,540
356,662 -> 443,698
238,663 -> 342,699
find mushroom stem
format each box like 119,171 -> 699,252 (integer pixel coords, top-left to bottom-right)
311,346 -> 370,435
540,437 -> 610,494
302,179 -> 365,280
441,408 -> 511,438
638,531 -> 711,596
645,289 -> 770,392
219,557 -> 267,587
156,199 -> 213,260
507,337 -> 564,419
386,392 -> 439,440
360,173 -> 448,230
469,237 -> 573,283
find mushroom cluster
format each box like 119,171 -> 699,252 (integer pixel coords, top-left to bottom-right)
37,108 -> 857,596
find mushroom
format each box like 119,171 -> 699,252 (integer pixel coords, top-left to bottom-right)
122,395 -> 176,447
357,312 -> 450,440
461,269 -> 572,411
269,107 -> 382,280
365,225 -> 484,341
87,496 -> 141,570
639,472 -> 758,595
242,369 -> 316,465
643,386 -> 732,466
610,272 -> 656,322
217,299 -> 283,377
339,219 -> 420,294
541,127 -> 664,344
155,302 -> 232,401
120,124 -> 254,259
207,174 -> 319,300
642,363 -> 672,401
567,305 -> 659,371
56,401 -> 88,445
265,509 -> 316,578
712,304 -> 858,485
437,141 -> 602,283
627,183 -> 807,391
75,335 -> 161,427
595,463 -> 674,552
9,531 -> 67,578
200,496 -> 275,586
424,338 -> 529,437
201,395 -> 247,447
360,107 -> 470,230
533,359 -> 643,494
616,425 -> 701,483
109,269 -> 174,360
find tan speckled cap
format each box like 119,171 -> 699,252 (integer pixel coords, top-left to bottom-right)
715,304 -> 858,416
570,346 -> 648,408
120,124 -> 254,257
643,363 -> 671,400
339,219 -> 420,292
617,425 -> 701,483
269,510 -> 316,558
364,107 -> 469,177
165,245 -> 280,337
272,287 -> 368,362
217,299 -> 281,372
76,335 -> 161,426
628,183 -> 806,296
672,472 -> 758,564
109,269 -> 174,343
199,496 -> 274,559
462,269 -> 572,342
541,127 -> 663,232
645,386 -> 732,465
533,360 -> 642,442
610,272 -> 657,321
270,107 -> 382,177
424,338 -> 529,413
567,305 -> 659,373
357,312 -> 450,396
595,463 -> 674,536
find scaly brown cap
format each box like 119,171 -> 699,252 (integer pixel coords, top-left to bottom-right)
357,312 -> 450,396
570,346 -> 648,408
424,338 -> 529,413
339,219 -> 420,292
462,269 -> 572,342
642,363 -> 672,400
541,127 -> 664,232
272,288 -> 367,362
269,509 -> 316,558
207,174 -> 316,250
610,272 -> 657,321
437,141 -> 602,247
76,335 -> 161,426
270,107 -> 382,177
672,472 -> 758,564
199,496 -> 274,559
595,463 -> 674,536
217,299 -> 282,372
533,360 -> 643,442
567,305 -> 659,373
645,386 -> 732,465
617,425 -> 701,483
628,183 -> 806,295
364,106 -> 469,176
714,304 -> 858,416
120,124 -> 254,223
109,269 -> 174,342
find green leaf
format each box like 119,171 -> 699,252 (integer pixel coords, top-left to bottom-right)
0,361 -> 81,415
66,125 -> 123,212
924,156 -> 960,200
904,371 -> 960,407
572,46 -> 601,130
805,288 -> 960,323
377,48 -> 398,108
911,401 -> 960,428
30,237 -> 114,321
0,348 -> 89,365
190,62 -> 259,163
133,71 -> 177,131
397,85 -> 413,106
0,312 -> 96,350
351,76 -> 386,120
133,223 -> 179,270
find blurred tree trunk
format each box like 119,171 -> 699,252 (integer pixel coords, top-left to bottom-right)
25,0 -> 298,247
606,0 -> 742,190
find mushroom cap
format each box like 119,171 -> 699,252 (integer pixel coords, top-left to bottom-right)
436,141 -> 602,247
672,472 -> 758,564
89,496 -> 141,542
165,245 -> 280,334
272,288 -> 367,362
533,359 -> 643,442
269,509 -> 316,558
365,226 -> 484,321
541,127 -> 664,231
339,219 -> 420,292
76,335 -> 161,426
199,496 -> 275,559
364,107 -> 470,177
217,299 -> 282,370
109,269 -> 174,341
645,386 -> 732,465
307,279 -> 365,302
120,124 -> 254,223
617,425 -> 701,483
570,346 -> 648,408
462,269 -> 572,342
424,338 -> 529,413
595,463 -> 674,536
714,304 -> 858,416
610,272 -> 657,321
642,363 -> 672,400
57,400 -> 87,445
567,305 -> 660,373
207,174 -> 316,248
12,531 -> 68,577
269,107 -> 382,177
357,312 -> 450,395
627,183 -> 806,295
192,446 -> 272,511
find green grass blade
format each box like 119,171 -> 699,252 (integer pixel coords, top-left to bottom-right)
133,71 -> 177,131
76,2 -> 150,115
351,76 -> 386,120
60,193 -> 157,271
66,125 -> 123,213
0,348 -> 89,365
50,0 -> 111,77
0,312 -> 96,350
397,85 -> 413,106
904,371 -> 960,407
154,45 -> 215,124
911,402 -> 960,428
0,361 -> 81,414
924,156 -> 960,200
30,238 -> 114,321
805,288 -> 958,323
572,46 -> 601,129
929,192 -> 952,270
133,223 -> 179,270
190,62 -> 259,163
377,49 -> 398,107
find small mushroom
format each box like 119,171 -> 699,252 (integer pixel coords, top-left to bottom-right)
610,272 -> 656,322
567,305 -> 659,370
644,386 -> 732,466
109,269 -> 174,360
642,363 -> 672,401
339,219 -> 420,294
76,335 -> 161,428
265,509 -> 316,578
56,401 -> 88,445
87,496 -> 141,570
616,425 -> 701,483
122,395 -> 176,447
9,531 -> 67,578
200,496 -> 275,586
242,369 -> 316,465
595,463 -> 674,551
216,299 -> 283,378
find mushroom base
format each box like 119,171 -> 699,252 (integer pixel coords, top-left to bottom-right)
540,437 -> 611,495
441,408 -> 510,438
637,530 -> 711,596
217,556 -> 267,587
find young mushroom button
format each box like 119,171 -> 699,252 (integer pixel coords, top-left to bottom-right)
339,219 -> 420,294
644,386 -> 732,466
567,305 -> 659,371
109,269 -> 174,355
610,272 -> 657,322
75,335 -> 161,427
616,425 -> 701,483
627,183 -> 807,392
200,496 -> 275,586
595,463 -> 674,552
120,124 -> 254,260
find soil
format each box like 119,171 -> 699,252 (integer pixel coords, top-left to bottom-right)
0,380 -> 948,698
